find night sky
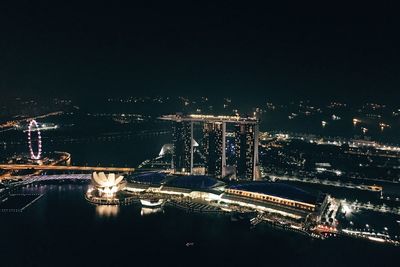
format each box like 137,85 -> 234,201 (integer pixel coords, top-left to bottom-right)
0,1 -> 399,103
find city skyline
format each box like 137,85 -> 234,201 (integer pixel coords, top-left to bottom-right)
1,1 -> 399,266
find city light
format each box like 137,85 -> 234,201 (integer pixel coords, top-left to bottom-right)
353,118 -> 361,126
27,119 -> 42,160
342,203 -> 353,214
1,2 -> 400,265
379,123 -> 390,131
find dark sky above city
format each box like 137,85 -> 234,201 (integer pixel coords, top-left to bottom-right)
0,1 -> 399,103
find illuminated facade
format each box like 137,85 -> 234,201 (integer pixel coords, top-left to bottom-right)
234,124 -> 260,180
224,182 -> 325,219
172,120 -> 193,173
225,188 -> 316,212
161,114 -> 259,179
203,122 -> 226,177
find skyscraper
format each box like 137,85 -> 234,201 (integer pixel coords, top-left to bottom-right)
172,121 -> 193,173
235,123 -> 260,180
160,113 -> 259,179
203,122 -> 226,177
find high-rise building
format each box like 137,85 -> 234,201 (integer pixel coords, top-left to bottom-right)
235,123 -> 260,180
203,122 -> 226,177
160,113 -> 259,179
172,121 -> 193,173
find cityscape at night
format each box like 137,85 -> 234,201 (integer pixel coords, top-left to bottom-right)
1,1 -> 400,267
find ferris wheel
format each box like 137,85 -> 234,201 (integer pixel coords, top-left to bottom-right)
27,119 -> 42,160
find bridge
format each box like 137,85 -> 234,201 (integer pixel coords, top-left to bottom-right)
0,164 -> 135,173
4,174 -> 91,187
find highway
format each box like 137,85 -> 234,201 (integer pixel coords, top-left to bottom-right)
0,164 -> 135,173
8,174 -> 91,184
269,175 -> 383,192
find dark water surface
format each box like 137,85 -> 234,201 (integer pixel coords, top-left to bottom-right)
0,184 -> 399,267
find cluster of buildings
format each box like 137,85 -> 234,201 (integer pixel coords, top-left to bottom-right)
85,113 -> 338,237
159,114 -> 260,180
87,171 -> 333,232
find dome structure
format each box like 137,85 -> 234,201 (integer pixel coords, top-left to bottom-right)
91,172 -> 126,197
166,175 -> 225,190
129,172 -> 167,185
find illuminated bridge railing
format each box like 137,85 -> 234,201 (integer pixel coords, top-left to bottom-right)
0,164 -> 135,173
10,174 -> 91,186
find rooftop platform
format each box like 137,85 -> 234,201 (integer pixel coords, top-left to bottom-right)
159,114 -> 258,124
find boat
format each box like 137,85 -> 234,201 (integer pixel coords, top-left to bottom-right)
140,198 -> 164,208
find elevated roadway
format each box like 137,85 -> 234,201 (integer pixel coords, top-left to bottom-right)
0,164 -> 135,173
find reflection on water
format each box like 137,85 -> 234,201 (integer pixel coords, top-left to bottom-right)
96,205 -> 120,217
1,184 -> 399,266
141,207 -> 164,216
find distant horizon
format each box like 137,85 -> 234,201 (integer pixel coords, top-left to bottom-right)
2,89 -> 398,107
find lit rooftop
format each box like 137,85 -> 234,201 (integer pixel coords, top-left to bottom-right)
159,114 -> 258,124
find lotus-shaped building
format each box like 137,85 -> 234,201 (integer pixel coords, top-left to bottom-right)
91,172 -> 126,197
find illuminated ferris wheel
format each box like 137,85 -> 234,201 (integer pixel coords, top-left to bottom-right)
28,119 -> 42,160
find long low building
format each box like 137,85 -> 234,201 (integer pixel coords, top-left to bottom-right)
224,182 -> 327,217
124,173 -> 329,220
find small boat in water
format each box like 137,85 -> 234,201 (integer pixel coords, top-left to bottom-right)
140,198 -> 164,208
